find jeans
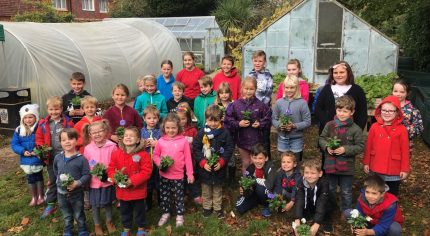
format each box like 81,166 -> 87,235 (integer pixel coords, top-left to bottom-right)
58,191 -> 88,234
327,174 -> 353,211
46,164 -> 57,203
343,209 -> 402,236
236,184 -> 269,215
277,136 -> 304,153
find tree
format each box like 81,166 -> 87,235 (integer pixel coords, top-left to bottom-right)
109,0 -> 148,17
212,0 -> 255,35
12,0 -> 73,23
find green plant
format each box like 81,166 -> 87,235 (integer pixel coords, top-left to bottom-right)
59,173 -> 74,188
239,176 -> 256,191
12,0 -> 73,22
33,144 -> 52,161
90,163 -> 107,182
70,96 -> 81,106
115,126 -> 125,137
355,73 -> 398,108
279,114 -> 292,126
160,156 -> 174,172
326,136 -> 341,150
273,73 -> 286,92
267,193 -> 286,212
241,110 -> 252,121
292,218 -> 311,236
206,153 -> 219,167
347,209 -> 371,229
113,168 -> 128,188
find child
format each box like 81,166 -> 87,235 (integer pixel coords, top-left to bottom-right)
134,75 -> 168,119
104,84 -> 143,143
108,127 -> 152,236
140,105 -> 162,210
194,76 -> 216,129
276,59 -> 310,103
53,128 -> 90,236
272,75 -> 311,162
36,96 -> 74,218
319,95 -> 365,211
167,81 -> 193,112
215,82 -> 233,113
224,76 -> 272,173
133,76 -> 146,108
249,50 -> 273,158
392,79 -> 424,153
178,101 -> 198,125
344,175 -> 403,236
363,95 -> 410,196
11,104 -> 45,206
193,105 -> 234,218
153,113 -> 194,227
157,59 -> 176,101
235,144 -> 276,217
294,158 -> 333,235
62,72 -> 91,124
83,121 -> 117,236
269,152 -> 301,213
176,52 -> 205,100
213,55 -> 241,100
74,96 -> 102,154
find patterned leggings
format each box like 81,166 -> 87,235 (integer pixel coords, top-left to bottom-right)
160,177 -> 185,215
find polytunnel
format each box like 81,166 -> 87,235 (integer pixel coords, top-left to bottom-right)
0,19 -> 182,114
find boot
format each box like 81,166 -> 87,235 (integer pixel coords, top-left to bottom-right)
106,221 -> 116,234
28,184 -> 38,206
36,181 -> 45,205
228,166 -> 236,185
94,224 -> 103,236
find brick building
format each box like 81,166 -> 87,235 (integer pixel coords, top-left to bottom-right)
0,0 -> 112,21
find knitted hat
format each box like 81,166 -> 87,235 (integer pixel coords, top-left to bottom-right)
18,104 -> 39,136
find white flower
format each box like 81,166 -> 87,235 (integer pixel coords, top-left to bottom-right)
366,216 -> 373,221
59,174 -> 69,181
118,183 -> 126,188
292,222 -> 297,230
350,209 -> 360,218
301,218 -> 306,224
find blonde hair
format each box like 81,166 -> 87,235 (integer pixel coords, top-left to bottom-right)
301,158 -> 322,173
242,76 -> 257,89
82,120 -> 110,146
112,84 -> 130,97
162,113 -> 183,135
80,96 -> 98,108
215,82 -> 232,104
283,75 -> 301,99
142,74 -> 157,85
143,105 -> 160,119
281,151 -> 297,163
46,96 -> 62,108
172,81 -> 185,91
178,102 -> 197,122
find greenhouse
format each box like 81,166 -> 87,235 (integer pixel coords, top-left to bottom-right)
0,19 -> 182,114
242,0 -> 399,84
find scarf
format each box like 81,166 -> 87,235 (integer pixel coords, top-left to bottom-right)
334,116 -> 353,136
202,124 -> 223,158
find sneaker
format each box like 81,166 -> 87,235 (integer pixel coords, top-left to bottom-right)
40,204 -> 57,219
120,231 -> 131,236
158,213 -> 170,227
261,207 -> 271,217
136,229 -> 148,236
322,223 -> 333,234
63,231 -> 72,236
176,215 -> 184,227
215,210 -> 225,219
203,209 -> 212,218
78,231 -> 89,236
193,196 -> 203,205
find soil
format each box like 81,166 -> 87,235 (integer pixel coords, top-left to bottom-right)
0,146 -> 20,177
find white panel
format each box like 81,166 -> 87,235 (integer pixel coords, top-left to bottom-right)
289,49 -> 314,82
368,30 -> 397,74
290,18 -> 316,49
291,0 -> 317,19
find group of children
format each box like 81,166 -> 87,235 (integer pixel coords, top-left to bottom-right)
10,50 -> 423,236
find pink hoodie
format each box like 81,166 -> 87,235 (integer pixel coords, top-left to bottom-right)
276,79 -> 309,102
84,140 -> 118,188
153,134 -> 193,180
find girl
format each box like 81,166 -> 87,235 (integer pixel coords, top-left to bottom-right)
83,121 -> 117,236
315,61 -> 367,134
224,76 -> 272,173
74,96 -> 102,154
276,59 -> 310,102
272,75 -> 311,162
215,82 -> 233,113
178,101 -> 198,125
11,104 -> 44,206
176,52 -> 205,100
363,95 -> 410,196
108,127 -> 152,236
134,75 -> 168,119
213,55 -> 241,100
153,113 -> 194,227
392,79 -> 424,152
104,84 -> 143,143
157,60 -> 175,101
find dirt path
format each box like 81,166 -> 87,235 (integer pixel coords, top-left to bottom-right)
0,147 -> 20,176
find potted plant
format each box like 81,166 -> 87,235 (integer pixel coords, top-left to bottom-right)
115,126 -> 125,138
70,96 -> 81,109
59,173 -> 74,188
33,144 -> 52,161
326,136 -> 341,150
206,153 -> 219,170
241,110 -> 252,121
90,163 -> 108,182
160,156 -> 174,172
279,114 -> 292,126
347,209 -> 372,232
292,218 -> 311,236
239,176 -> 256,197
113,167 -> 129,188
267,193 -> 287,212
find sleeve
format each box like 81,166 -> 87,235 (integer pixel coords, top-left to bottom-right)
371,203 -> 398,236
362,125 -> 376,165
272,102 -> 281,129
107,150 -> 118,180
152,141 -> 161,167
264,164 -> 277,188
35,121 -> 45,146
258,103 -> 272,129
184,141 -> 194,179
276,85 -> 284,100
224,103 -> 240,132
315,86 -> 330,128
62,94 -> 71,118
400,127 -> 410,172
129,152 -> 153,186
11,132 -> 25,155
294,179 -> 305,220
220,131 -> 234,167
160,98 -> 168,119
192,131 -> 206,168
53,156 -> 59,177
318,123 -> 330,151
300,81 -> 310,103
294,101 -> 311,130
354,86 -> 368,130
409,107 -> 424,139
343,127 -> 365,156
267,170 -> 280,193
313,179 -> 330,224
134,95 -> 144,117
77,157 -> 91,187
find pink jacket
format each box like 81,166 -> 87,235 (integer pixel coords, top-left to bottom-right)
84,140 -> 118,188
153,135 -> 193,180
276,78 -> 309,102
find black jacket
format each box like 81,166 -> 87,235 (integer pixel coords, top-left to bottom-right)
62,90 -> 91,124
192,128 -> 234,185
244,161 -> 277,188
270,169 -> 301,201
167,96 -> 193,112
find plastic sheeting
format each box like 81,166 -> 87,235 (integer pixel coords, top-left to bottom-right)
0,19 -> 182,114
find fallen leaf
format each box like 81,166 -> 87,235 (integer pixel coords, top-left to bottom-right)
166,225 -> 172,236
423,219 -> 429,225
424,229 -> 430,236
51,218 -> 59,223
21,217 -> 29,225
7,226 -> 24,233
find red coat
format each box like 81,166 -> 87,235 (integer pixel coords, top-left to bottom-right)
74,116 -> 102,154
213,67 -> 241,100
363,96 -> 410,175
176,67 -> 205,99
108,148 -> 152,201
182,125 -> 197,139
358,191 -> 404,225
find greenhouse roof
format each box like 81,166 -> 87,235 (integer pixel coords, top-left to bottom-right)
143,16 -> 221,39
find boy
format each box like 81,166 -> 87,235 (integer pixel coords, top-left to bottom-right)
249,50 -> 273,159
62,72 -> 91,124
235,144 -> 276,217
140,105 -> 162,211
133,76 -> 146,108
134,75 -> 168,119
193,105 -> 234,218
319,95 -> 364,212
294,158 -> 333,235
344,175 -> 403,236
213,55 -> 241,100
167,82 -> 193,112
54,128 -> 90,236
36,96 -> 74,218
194,76 -> 216,129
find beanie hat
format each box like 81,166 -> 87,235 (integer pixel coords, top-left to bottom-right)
18,104 -> 39,136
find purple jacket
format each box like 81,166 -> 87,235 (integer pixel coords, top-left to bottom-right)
224,96 -> 271,151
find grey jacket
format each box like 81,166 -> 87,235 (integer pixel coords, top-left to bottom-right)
272,97 -> 311,139
53,152 -> 90,195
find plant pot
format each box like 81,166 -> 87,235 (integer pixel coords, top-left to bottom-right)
160,166 -> 169,172
72,104 -> 81,110
100,172 -> 108,182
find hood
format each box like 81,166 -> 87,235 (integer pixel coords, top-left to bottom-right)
375,95 -> 404,125
221,67 -> 238,78
161,134 -> 185,141
199,90 -> 216,98
118,138 -> 146,154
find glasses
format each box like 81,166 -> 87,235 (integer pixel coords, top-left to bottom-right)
90,129 -> 105,136
381,109 -> 397,114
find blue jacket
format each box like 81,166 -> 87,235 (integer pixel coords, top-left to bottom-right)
11,126 -> 44,166
157,74 -> 175,101
134,91 -> 168,118
53,152 -> 90,195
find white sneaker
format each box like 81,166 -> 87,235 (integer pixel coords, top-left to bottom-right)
158,213 -> 170,227
176,215 -> 184,227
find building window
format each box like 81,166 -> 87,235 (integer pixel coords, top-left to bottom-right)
82,0 -> 95,11
53,0 -> 67,10
99,0 -> 108,13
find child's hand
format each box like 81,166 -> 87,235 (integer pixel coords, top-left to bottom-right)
252,120 -> 260,128
149,138 -> 157,147
400,172 -> 408,180
204,163 -> 212,172
353,228 -> 368,236
286,123 -> 294,131
282,201 -> 294,212
187,176 -> 195,184
327,147 -> 334,155
333,146 -> 345,155
67,180 -> 79,191
280,124 -> 288,131
213,163 -> 221,171
239,187 -> 244,195
310,223 -> 320,236
239,120 -> 250,127
111,135 -> 120,143
363,165 -> 370,174
23,151 -> 32,157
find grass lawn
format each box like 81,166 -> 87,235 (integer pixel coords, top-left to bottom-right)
0,125 -> 429,236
